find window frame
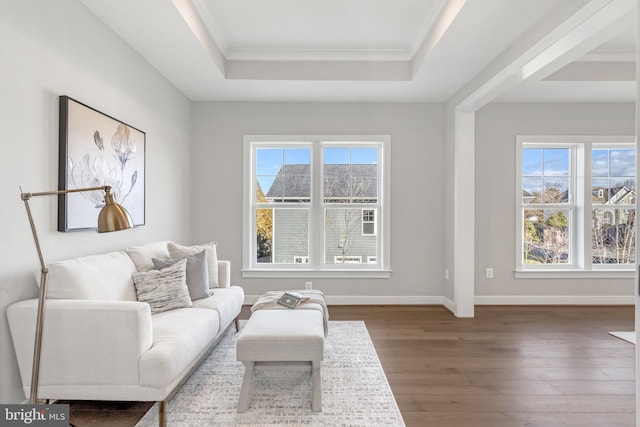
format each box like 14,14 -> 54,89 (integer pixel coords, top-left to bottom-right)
515,135 -> 635,278
243,135 -> 391,279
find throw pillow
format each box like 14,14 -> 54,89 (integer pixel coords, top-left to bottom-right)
132,258 -> 192,314
168,242 -> 219,288
152,250 -> 211,300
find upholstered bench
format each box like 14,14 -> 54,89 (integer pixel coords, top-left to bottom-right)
236,309 -> 325,412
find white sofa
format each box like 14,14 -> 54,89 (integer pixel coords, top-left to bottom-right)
7,241 -> 244,425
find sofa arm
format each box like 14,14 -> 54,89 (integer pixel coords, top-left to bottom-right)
217,260 -> 231,288
7,299 -> 153,396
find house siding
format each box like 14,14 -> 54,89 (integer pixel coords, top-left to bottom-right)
272,208 -> 376,264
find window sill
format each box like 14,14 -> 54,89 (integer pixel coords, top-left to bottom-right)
242,269 -> 392,279
514,269 -> 635,279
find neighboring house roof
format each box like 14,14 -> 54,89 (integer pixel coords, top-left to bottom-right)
522,190 -> 535,204
592,186 -> 636,204
266,164 -> 377,200
265,164 -> 310,200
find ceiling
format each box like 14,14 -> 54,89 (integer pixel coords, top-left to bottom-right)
79,0 -> 636,104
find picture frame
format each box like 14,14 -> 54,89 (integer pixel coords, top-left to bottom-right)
58,96 -> 145,231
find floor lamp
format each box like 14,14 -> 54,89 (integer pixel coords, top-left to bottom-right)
20,185 -> 133,404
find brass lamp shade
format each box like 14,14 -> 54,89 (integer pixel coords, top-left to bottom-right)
98,190 -> 133,232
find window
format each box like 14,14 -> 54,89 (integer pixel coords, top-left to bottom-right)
516,136 -> 635,274
243,135 -> 390,277
362,209 -> 376,235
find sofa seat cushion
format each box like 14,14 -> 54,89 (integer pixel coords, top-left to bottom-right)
192,286 -> 244,329
139,308 -> 219,388
44,251 -> 137,300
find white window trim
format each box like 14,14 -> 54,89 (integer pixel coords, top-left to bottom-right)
242,135 -> 391,279
515,135 -> 635,276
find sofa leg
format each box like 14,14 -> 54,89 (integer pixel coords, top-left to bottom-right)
235,316 -> 240,332
159,400 -> 167,427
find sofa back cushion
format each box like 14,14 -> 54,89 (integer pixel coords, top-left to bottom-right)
44,251 -> 138,301
125,241 -> 172,272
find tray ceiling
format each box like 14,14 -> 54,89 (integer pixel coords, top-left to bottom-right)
80,0 -> 636,103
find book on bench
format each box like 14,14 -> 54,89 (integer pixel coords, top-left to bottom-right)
277,291 -> 307,309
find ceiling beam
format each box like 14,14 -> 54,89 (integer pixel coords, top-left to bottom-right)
452,0 -> 636,111
172,0 -> 226,76
411,0 -> 468,77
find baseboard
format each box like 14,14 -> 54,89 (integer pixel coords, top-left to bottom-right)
244,294 -> 634,306
442,296 -> 456,313
244,295 -> 444,305
475,295 -> 634,305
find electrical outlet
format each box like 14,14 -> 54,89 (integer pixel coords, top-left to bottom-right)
485,268 -> 494,279
305,281 -> 312,290
444,269 -> 449,280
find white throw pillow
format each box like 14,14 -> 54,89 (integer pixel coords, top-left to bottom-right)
132,258 -> 192,314
168,242 -> 219,288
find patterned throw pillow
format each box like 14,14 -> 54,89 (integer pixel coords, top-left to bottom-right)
152,250 -> 211,300
132,258 -> 192,314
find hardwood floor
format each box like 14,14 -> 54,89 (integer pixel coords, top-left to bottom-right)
331,305 -> 635,427
67,305 -> 635,426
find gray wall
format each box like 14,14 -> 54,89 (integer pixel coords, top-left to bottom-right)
191,102 -> 446,300
0,1 -> 193,403
474,103 -> 635,299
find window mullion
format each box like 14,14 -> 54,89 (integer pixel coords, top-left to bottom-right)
311,142 -> 323,268
579,143 -> 591,270
571,143 -> 591,270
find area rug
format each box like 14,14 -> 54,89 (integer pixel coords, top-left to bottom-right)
135,320 -> 405,426
609,331 -> 636,344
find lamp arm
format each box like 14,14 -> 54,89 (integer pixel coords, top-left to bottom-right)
21,185 -> 112,200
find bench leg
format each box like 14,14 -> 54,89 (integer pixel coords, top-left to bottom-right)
237,361 -> 255,413
311,360 -> 322,411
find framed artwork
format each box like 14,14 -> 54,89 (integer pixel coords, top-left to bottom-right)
58,96 -> 145,231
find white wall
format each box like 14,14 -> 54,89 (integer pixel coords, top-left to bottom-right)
0,1 -> 193,403
191,102 -> 446,302
475,103 -> 635,301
